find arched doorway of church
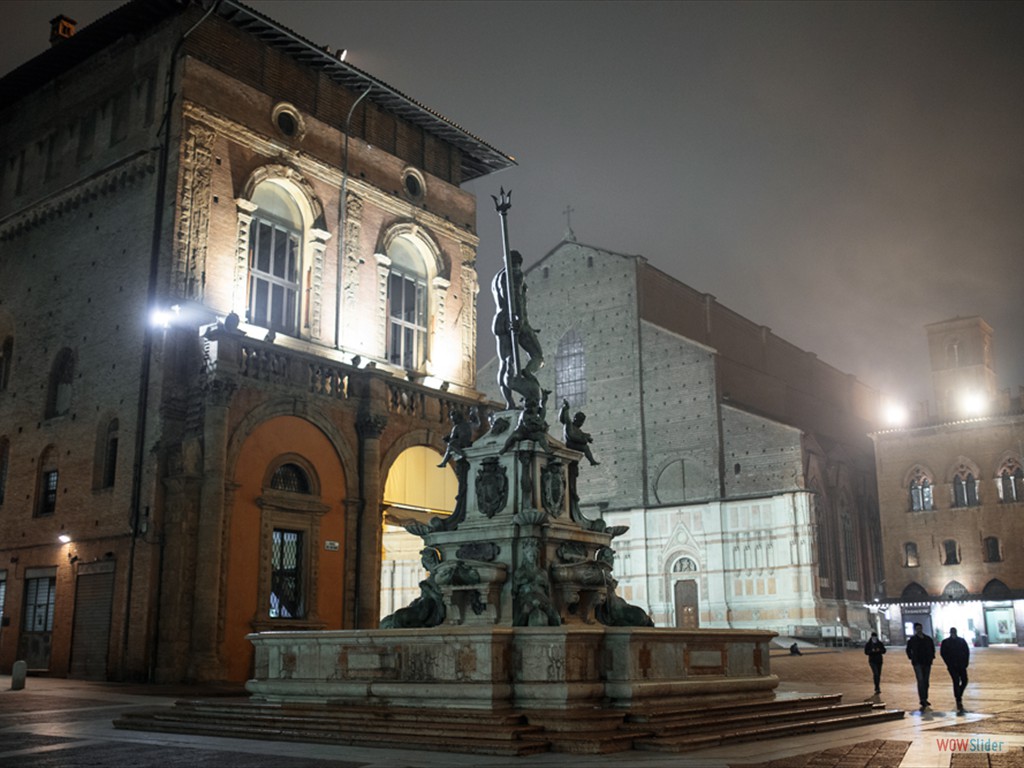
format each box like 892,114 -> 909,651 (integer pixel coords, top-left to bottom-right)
672,556 -> 700,629
380,446 -> 458,620
223,415 -> 347,682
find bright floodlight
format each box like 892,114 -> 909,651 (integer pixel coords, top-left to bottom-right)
58,533 -> 72,544
882,400 -> 908,427
960,390 -> 986,417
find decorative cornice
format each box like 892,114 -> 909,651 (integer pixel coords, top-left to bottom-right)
0,151 -> 156,241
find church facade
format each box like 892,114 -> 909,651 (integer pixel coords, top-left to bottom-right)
480,240 -> 884,641
872,316 -> 1024,646
0,0 -> 511,682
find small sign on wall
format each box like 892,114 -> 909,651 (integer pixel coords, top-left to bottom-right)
324,540 -> 340,551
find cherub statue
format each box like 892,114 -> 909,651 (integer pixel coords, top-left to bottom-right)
500,390 -> 551,454
437,407 -> 479,468
559,399 -> 599,466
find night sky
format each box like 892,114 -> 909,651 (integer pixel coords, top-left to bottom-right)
5,1 -> 1022,410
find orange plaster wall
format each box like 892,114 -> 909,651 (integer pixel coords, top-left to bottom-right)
222,415 -> 347,681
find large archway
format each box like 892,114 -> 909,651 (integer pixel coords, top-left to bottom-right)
380,446 -> 457,620
223,415 -> 347,682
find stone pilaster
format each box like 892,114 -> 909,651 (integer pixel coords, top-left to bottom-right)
187,378 -> 236,681
355,407 -> 388,627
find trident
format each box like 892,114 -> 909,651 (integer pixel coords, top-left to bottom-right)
492,187 -> 520,377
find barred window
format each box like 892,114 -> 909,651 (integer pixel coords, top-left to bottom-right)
270,462 -> 311,494
270,529 -> 304,619
555,329 -> 586,407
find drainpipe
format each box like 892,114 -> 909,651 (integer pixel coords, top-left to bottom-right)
126,0 -> 220,682
335,85 -> 373,349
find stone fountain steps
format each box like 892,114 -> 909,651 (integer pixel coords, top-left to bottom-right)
629,699 -> 905,753
114,693 -> 903,756
114,701 -> 551,757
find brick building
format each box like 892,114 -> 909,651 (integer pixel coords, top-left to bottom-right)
872,316 -> 1024,646
478,239 -> 884,641
0,0 -> 512,682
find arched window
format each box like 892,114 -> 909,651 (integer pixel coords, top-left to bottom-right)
248,183 -> 303,335
270,462 -> 311,494
555,329 -> 587,407
0,335 -> 12,391
904,542 -> 919,568
952,465 -> 978,507
672,556 -> 698,573
36,445 -> 59,517
997,459 -> 1023,503
983,536 -> 1001,563
908,467 -> 933,511
942,539 -> 960,566
45,348 -> 75,418
386,236 -> 428,370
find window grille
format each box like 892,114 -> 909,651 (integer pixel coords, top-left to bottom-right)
270,463 -> 311,494
270,529 -> 304,619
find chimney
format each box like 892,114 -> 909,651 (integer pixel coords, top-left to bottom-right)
49,15 -> 78,46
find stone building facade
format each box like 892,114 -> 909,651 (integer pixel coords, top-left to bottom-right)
872,316 -> 1024,646
479,240 -> 884,641
0,1 -> 511,682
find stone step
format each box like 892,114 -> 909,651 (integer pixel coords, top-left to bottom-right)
114,694 -> 904,757
626,700 -> 880,736
625,692 -> 844,724
633,707 -> 905,753
114,703 -> 550,757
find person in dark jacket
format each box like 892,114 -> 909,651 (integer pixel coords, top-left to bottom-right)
906,622 -> 935,709
940,627 -> 971,713
864,631 -> 886,695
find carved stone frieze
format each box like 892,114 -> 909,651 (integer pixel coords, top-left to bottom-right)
232,199 -> 259,315
308,227 -> 331,340
343,192 -> 364,307
175,122 -> 217,300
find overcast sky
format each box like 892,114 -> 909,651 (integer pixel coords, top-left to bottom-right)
5,1 -> 1022,409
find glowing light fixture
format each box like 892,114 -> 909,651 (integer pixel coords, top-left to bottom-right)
150,304 -> 182,329
58,533 -> 72,544
882,400 -> 908,427
960,390 -> 986,417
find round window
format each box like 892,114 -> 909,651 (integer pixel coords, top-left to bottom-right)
271,103 -> 305,140
401,167 -> 426,202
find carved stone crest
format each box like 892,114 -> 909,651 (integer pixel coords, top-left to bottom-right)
540,459 -> 565,518
475,457 -> 508,518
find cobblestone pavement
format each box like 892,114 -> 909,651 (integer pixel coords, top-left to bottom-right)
0,646 -> 1022,768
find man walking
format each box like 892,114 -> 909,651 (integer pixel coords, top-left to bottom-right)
864,631 -> 886,695
940,627 -> 971,713
906,622 -> 935,710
